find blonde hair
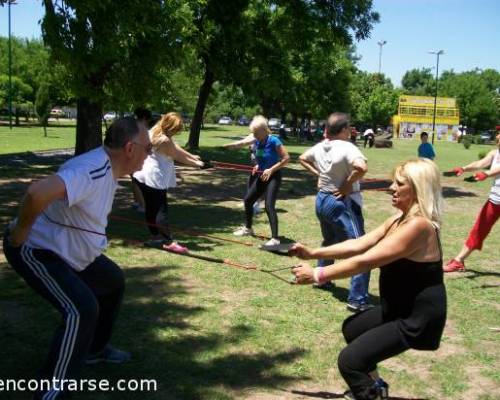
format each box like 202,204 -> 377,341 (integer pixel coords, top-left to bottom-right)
150,112 -> 183,146
249,115 -> 270,135
392,158 -> 443,228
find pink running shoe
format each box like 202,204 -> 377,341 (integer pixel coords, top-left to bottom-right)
163,242 -> 189,254
443,259 -> 465,272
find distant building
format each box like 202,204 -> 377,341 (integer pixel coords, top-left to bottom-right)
392,95 -> 460,140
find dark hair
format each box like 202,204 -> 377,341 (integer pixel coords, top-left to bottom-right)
134,107 -> 152,123
420,131 -> 428,138
326,112 -> 349,136
104,117 -> 143,149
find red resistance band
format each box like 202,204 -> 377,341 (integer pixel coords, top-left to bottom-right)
210,161 -> 263,174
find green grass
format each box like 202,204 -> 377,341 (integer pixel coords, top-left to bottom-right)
0,124 -> 498,399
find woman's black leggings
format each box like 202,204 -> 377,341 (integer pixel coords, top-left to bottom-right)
133,178 -> 172,240
244,170 -> 282,238
338,306 -> 409,399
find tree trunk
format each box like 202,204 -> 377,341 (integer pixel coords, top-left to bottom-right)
280,110 -> 286,124
75,97 -> 103,155
15,108 -> 20,126
291,113 -> 298,139
261,97 -> 273,119
43,123 -> 47,137
188,66 -> 215,150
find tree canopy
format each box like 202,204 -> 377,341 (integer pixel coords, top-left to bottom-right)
41,0 -> 194,153
1,1 -> 497,148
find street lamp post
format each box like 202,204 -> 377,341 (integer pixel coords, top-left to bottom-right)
377,40 -> 387,74
8,0 -> 13,129
429,50 -> 444,144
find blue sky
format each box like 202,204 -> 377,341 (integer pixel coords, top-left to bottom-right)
1,0 -> 499,86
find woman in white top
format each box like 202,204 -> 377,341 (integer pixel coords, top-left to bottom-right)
133,112 -> 204,253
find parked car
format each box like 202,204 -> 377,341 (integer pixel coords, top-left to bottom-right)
268,118 -> 280,131
237,116 -> 250,126
103,111 -> 117,121
218,116 -> 233,125
479,130 -> 495,142
50,108 -> 65,118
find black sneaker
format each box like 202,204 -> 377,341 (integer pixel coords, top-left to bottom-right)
374,378 -> 389,399
346,303 -> 374,313
85,345 -> 131,365
343,388 -> 383,400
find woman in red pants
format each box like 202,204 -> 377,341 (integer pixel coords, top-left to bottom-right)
444,132 -> 500,272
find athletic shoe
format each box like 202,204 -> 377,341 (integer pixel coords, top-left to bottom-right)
374,378 -> 389,399
163,242 -> 189,254
86,345 -> 131,365
233,226 -> 254,236
443,259 -> 466,272
343,388 -> 384,400
260,238 -> 281,251
346,303 -> 374,313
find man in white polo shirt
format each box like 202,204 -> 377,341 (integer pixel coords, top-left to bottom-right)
3,117 -> 150,400
299,112 -> 372,313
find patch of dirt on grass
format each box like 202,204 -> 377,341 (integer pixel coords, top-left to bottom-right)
437,319 -> 466,357
461,365 -> 500,399
240,384 -> 345,400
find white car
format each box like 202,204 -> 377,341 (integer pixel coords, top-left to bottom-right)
50,108 -> 65,118
218,116 -> 232,125
103,111 -> 117,121
268,118 -> 280,131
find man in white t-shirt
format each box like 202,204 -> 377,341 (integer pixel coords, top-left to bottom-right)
3,117 -> 150,399
363,128 -> 374,148
299,113 -> 372,313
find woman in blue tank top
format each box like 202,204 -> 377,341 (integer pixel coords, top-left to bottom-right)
233,115 -> 290,247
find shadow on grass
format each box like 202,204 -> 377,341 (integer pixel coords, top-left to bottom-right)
0,150 -> 73,180
0,260 -> 306,399
212,135 -> 249,141
442,186 -> 478,198
289,389 -> 427,400
308,282 -> 380,305
464,269 -> 500,279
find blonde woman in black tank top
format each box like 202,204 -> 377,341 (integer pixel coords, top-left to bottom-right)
290,158 -> 446,400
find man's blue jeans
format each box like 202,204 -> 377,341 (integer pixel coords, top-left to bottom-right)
315,191 -> 371,305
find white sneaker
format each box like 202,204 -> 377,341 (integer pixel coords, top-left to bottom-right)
233,226 -> 254,236
262,238 -> 281,250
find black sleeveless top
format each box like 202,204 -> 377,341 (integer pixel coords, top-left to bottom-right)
379,229 -> 447,350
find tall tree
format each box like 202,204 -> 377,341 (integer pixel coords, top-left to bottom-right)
350,71 -> 398,129
41,0 -> 191,154
401,68 -> 434,96
0,37 -> 51,104
35,81 -> 51,137
187,0 -> 380,149
186,0 -> 251,149
0,74 -> 33,125
439,70 -> 498,132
